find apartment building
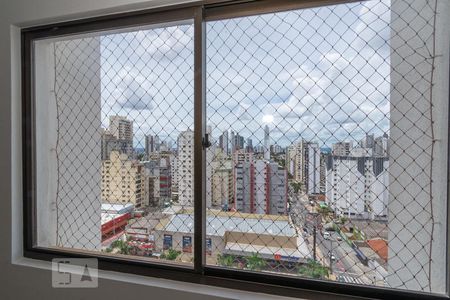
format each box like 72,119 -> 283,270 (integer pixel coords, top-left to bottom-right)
101,151 -> 144,208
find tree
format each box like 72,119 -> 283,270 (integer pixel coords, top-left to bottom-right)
338,216 -> 348,224
291,182 -> 302,194
110,239 -> 132,255
161,248 -> 181,260
245,253 -> 266,271
217,254 -> 235,267
317,206 -> 333,222
298,259 -> 329,279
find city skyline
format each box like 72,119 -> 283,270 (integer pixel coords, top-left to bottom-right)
100,0 -> 390,149
102,115 -> 389,152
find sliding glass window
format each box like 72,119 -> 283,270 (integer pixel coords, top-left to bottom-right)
23,0 -> 450,298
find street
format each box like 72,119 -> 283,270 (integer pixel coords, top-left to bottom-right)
288,189 -> 380,285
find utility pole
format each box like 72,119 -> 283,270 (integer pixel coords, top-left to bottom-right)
329,239 -> 333,274
313,226 -> 317,261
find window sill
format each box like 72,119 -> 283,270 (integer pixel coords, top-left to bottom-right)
12,255 -> 361,300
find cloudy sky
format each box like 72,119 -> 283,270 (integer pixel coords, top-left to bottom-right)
100,0 -> 390,149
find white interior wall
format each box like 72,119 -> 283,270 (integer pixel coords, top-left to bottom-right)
35,36 -> 102,250
2,0 -> 298,299
2,0 -> 449,298
388,0 -> 449,293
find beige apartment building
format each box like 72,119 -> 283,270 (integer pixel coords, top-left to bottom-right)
109,115 -> 133,142
101,151 -> 145,208
211,160 -> 233,208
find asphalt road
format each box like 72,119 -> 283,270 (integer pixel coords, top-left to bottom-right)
288,190 -> 375,285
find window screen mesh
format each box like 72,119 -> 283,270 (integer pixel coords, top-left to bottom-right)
32,0 -> 448,293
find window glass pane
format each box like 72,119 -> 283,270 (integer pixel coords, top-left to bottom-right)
206,0 -> 448,294
34,20 -> 195,266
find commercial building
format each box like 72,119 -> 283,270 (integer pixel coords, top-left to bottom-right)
153,210 -> 309,264
101,203 -> 134,242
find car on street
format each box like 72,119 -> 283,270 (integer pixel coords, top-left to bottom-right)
328,251 -> 336,261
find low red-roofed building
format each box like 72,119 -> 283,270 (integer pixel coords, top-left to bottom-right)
367,239 -> 388,262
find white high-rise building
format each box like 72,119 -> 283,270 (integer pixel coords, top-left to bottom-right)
332,141 -> 353,156
219,130 -> 229,155
267,162 -> 288,215
264,125 -> 270,160
154,135 -> 160,152
305,142 -> 320,195
109,116 -> 133,142
145,135 -> 156,157
230,131 -> 236,154
286,144 -> 296,177
359,133 -> 374,148
325,149 -> 389,219
177,130 -> 194,207
374,133 -> 389,157
254,160 -> 267,214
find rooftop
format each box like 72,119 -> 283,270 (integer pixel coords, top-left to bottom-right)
156,212 -> 296,237
101,203 -> 134,213
366,239 -> 388,262
101,212 -> 127,224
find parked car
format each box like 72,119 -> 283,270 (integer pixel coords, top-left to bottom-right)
323,232 -> 330,240
328,252 -> 336,261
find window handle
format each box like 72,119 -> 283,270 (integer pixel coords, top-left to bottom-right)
202,133 -> 211,149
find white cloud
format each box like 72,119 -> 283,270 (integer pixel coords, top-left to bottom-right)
100,0 -> 391,147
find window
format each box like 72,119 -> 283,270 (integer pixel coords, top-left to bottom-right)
22,0 -> 449,299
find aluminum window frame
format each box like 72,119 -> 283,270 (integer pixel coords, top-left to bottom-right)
21,0 -> 450,299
